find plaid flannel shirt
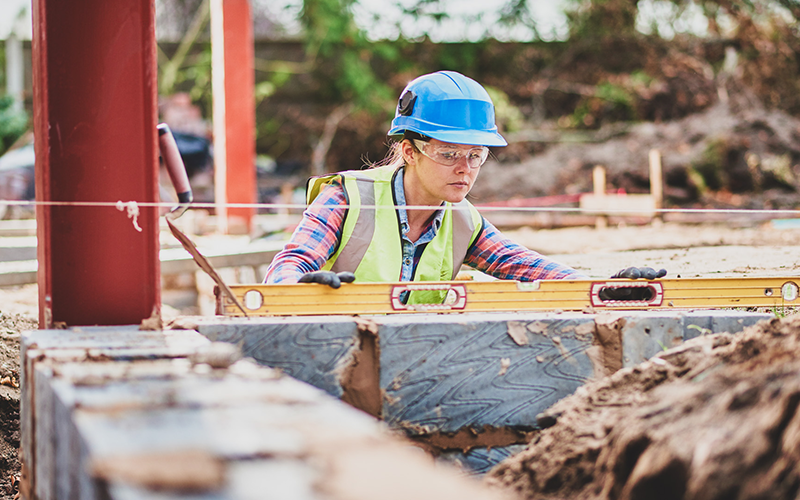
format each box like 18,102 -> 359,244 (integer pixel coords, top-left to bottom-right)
263,176 -> 585,284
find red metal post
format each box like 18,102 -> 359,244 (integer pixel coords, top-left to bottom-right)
212,0 -> 256,234
32,0 -> 161,327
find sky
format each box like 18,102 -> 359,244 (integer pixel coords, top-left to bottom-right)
258,0 -> 574,42
257,0 -> 718,43
352,0 -> 573,42
0,0 -> 32,40
2,0 -> 730,43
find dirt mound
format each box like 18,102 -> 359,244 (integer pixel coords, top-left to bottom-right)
486,314 -> 800,500
0,312 -> 34,500
471,85 -> 800,208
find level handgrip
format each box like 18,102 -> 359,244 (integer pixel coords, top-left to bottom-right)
390,283 -> 468,311
590,281 -> 664,307
157,123 -> 193,218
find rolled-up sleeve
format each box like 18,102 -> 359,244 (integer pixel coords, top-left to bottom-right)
262,181 -> 347,284
464,217 -> 587,280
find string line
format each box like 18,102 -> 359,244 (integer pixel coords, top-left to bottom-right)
0,200 -> 800,216
0,199 -> 798,216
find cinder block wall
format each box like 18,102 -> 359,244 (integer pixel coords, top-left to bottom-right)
193,310 -> 772,473
21,326 -> 510,500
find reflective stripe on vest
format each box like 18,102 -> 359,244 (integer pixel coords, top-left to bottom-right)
307,165 -> 483,303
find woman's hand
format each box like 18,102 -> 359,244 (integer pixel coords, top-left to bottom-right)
610,267 -> 667,280
298,271 -> 356,289
599,267 -> 667,301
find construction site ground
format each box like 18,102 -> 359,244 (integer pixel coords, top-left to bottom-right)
1,220 -> 800,499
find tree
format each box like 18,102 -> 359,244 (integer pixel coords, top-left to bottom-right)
300,0 -> 395,174
566,0 -> 642,39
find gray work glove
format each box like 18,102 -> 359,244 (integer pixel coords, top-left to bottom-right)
611,267 -> 667,280
600,267 -> 667,301
298,271 -> 355,289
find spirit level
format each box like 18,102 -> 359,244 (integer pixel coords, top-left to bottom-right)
218,277 -> 800,316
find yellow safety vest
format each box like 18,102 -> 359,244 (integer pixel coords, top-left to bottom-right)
306,165 -> 483,304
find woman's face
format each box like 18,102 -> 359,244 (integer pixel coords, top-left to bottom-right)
402,138 -> 484,205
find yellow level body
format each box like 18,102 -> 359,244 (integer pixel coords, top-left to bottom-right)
220,277 -> 800,316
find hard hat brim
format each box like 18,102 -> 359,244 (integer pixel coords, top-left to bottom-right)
388,126 -> 508,147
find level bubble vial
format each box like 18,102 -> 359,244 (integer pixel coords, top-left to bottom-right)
781,282 -> 799,302
244,289 -> 264,310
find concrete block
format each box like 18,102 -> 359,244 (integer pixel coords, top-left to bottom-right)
622,311 -> 774,366
21,326 -> 208,360
21,327 -> 210,500
23,325 -> 514,499
188,314 -> 603,476
683,310 -> 772,341
43,360 -> 331,500
189,310 -> 774,476
33,362 -> 56,500
42,360 -> 379,500
106,459 -> 322,500
45,363 -> 502,500
439,444 -> 529,476
620,313 -> 684,367
194,317 -> 361,399
378,313 -> 597,434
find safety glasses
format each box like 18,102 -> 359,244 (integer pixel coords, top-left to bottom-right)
413,140 -> 489,170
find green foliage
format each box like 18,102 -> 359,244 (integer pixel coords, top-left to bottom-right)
255,81 -> 277,107
257,116 -> 291,157
485,86 -> 525,133
400,0 -> 450,24
692,138 -> 728,191
178,47 -> 213,113
0,45 -> 5,91
498,0 -> 541,38
565,0 -> 641,40
687,324 -> 713,336
301,0 -> 394,114
686,166 -> 709,195
437,42 -> 483,72
595,82 -> 633,109
0,95 -> 28,156
629,70 -> 654,88
565,81 -> 636,128
772,305 -> 786,318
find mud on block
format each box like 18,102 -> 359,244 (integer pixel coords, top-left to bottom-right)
375,313 -> 602,474
617,311 -> 773,366
378,313 -> 598,434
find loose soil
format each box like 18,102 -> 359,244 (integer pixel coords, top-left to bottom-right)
0,307 -> 35,500
486,314 -> 800,500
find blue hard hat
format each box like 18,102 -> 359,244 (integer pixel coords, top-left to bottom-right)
388,71 -> 508,147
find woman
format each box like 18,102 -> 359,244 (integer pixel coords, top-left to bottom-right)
263,71 -> 661,303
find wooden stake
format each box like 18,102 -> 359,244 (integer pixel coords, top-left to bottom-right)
649,149 -> 663,222
592,165 -> 607,229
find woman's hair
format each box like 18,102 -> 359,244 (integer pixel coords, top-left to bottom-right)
366,131 -> 427,170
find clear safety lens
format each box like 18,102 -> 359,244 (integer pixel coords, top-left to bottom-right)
414,140 -> 489,169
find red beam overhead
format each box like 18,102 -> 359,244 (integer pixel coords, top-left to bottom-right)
32,0 -> 161,327
212,0 -> 257,234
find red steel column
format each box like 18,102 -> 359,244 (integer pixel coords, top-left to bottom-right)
32,0 -> 161,327
212,0 -> 257,234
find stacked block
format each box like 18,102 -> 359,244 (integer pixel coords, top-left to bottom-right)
22,327 -> 507,500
